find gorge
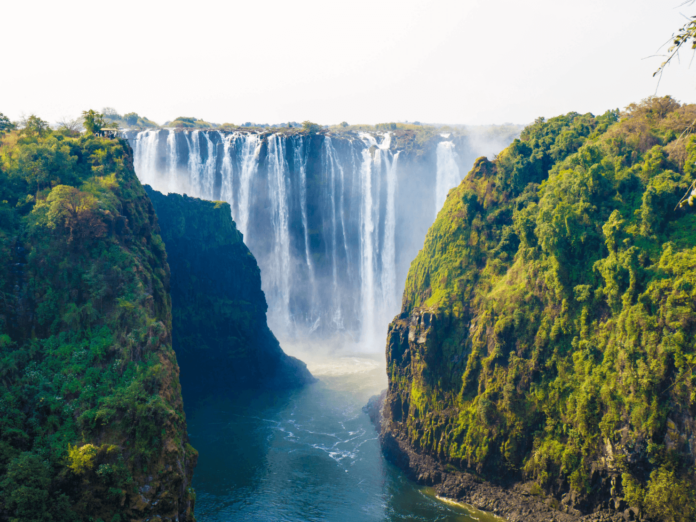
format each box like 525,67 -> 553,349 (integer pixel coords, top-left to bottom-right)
125,127 -> 518,346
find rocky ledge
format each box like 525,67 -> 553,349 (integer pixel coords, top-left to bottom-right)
366,392 -> 640,522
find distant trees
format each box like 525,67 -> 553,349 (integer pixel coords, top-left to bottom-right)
21,115 -> 50,137
302,121 -> 322,134
56,116 -> 83,136
340,121 -> 349,127
0,113 -> 16,136
123,112 -> 139,126
82,110 -> 106,134
102,107 -> 120,120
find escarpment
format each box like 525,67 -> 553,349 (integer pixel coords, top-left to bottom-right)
381,97 -> 696,521
145,186 -> 314,396
0,133 -> 195,520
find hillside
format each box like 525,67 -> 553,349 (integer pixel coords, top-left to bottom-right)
382,96 -> 696,521
145,187 -> 314,396
0,128 -> 196,520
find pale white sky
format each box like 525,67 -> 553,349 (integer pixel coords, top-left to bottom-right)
2,0 -> 695,126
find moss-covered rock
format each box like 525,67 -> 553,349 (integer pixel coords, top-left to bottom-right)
145,187 -> 314,396
383,96 -> 696,520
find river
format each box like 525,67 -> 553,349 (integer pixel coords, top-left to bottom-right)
186,350 -> 498,522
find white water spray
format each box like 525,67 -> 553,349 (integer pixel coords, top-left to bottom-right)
435,141 -> 460,217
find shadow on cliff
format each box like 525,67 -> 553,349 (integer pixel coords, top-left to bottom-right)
145,186 -> 315,408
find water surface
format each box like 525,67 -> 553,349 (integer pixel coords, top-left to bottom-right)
187,352 -> 498,522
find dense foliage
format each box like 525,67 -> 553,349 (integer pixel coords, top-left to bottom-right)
385,96 -> 696,520
0,124 -> 195,520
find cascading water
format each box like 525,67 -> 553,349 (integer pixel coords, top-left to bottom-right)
186,131 -> 203,198
237,134 -> 261,235
266,134 -> 292,331
323,137 -> 344,330
219,133 -> 234,206
381,151 -> 399,320
435,140 -> 461,217
133,130 -> 159,188
201,132 -> 217,200
357,133 -> 377,345
126,127 -> 510,347
166,130 -> 177,193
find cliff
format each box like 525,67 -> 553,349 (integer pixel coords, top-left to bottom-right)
144,187 -> 314,396
381,97 -> 696,521
0,131 -> 195,520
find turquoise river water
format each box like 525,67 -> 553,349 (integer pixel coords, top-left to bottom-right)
186,351 -> 499,522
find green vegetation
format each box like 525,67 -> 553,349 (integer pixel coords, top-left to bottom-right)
386,96 -> 696,519
0,113 -> 15,136
0,122 -> 195,520
301,120 -> 323,134
103,108 -> 158,129
168,116 -> 214,129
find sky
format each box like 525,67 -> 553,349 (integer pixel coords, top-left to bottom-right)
2,0 -> 695,126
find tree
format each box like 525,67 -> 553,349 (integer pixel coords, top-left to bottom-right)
44,185 -> 106,242
56,116 -> 83,136
123,112 -> 139,126
302,120 -> 322,134
340,121 -> 349,127
0,112 -> 16,136
655,9 -> 696,77
21,115 -> 50,137
82,109 -> 105,134
101,107 -> 120,120
16,140 -> 78,195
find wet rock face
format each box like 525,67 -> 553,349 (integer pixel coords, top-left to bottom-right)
145,186 -> 314,398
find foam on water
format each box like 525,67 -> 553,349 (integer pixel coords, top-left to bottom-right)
187,346 -> 493,522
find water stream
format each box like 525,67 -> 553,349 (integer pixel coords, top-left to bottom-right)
187,352 -> 498,522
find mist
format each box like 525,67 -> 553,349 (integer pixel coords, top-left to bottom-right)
124,124 -> 522,358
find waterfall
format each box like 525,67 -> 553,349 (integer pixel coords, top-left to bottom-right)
267,134 -> 292,331
134,130 -> 160,188
294,138 -> 313,276
358,133 -> 377,344
166,130 -> 177,193
219,132 -> 234,207
186,131 -> 203,198
201,132 -> 217,200
237,134 -> 261,235
125,127 -> 509,347
435,141 -> 460,217
324,137 -> 344,330
381,151 -> 399,318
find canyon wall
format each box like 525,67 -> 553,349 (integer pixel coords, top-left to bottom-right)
145,186 -> 314,397
381,100 -> 696,520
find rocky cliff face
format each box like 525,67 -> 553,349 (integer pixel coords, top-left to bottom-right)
0,133 -> 195,520
145,186 -> 314,397
381,98 -> 696,521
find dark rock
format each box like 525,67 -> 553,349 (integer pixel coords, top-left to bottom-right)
146,186 -> 315,399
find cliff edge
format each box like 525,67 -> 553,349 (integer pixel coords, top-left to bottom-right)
145,186 -> 314,397
382,97 -> 696,521
0,132 -> 195,520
